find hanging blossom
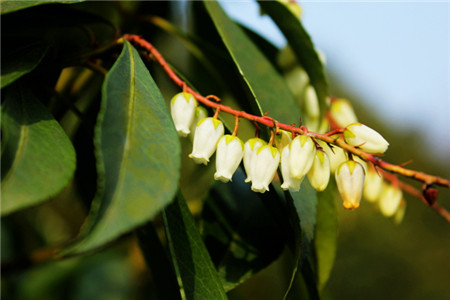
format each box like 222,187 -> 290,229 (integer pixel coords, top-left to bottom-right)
335,160 -> 365,210
243,138 -> 267,183
214,135 -> 244,183
289,135 -> 316,179
251,145 -> 280,193
307,150 -> 331,192
170,92 -> 197,137
280,145 -> 303,191
189,117 -> 224,165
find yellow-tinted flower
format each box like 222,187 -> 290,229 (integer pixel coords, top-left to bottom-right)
363,167 -> 384,202
330,98 -> 358,128
307,151 -> 330,192
335,160 -> 365,210
378,183 -> 403,217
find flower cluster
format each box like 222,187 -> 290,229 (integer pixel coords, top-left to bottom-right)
170,92 -> 399,214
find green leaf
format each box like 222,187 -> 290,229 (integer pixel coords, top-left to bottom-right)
258,1 -> 329,117
201,170 -> 286,291
204,1 -> 301,125
283,180 -> 319,299
0,0 -> 85,15
314,184 -> 338,291
163,193 -> 227,300
1,84 -> 76,216
1,42 -> 49,89
63,40 -> 180,255
136,223 -> 181,300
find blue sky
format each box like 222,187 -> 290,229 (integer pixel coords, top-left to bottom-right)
220,1 -> 449,160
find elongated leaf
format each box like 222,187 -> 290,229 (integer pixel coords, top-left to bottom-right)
314,184 -> 338,291
202,169 -> 286,291
1,84 -> 76,216
63,41 -> 180,255
163,193 -> 227,300
204,1 -> 301,125
258,1 -> 329,117
1,0 -> 85,15
1,42 -> 49,89
136,223 -> 181,300
283,180 -> 318,299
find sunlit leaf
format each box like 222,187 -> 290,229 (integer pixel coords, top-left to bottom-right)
63,40 -> 180,255
1,84 -> 76,216
258,1 -> 329,117
1,42 -> 49,89
163,193 -> 227,300
204,1 -> 301,125
1,0 -> 85,15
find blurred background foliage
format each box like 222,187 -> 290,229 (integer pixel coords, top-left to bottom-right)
1,1 -> 449,300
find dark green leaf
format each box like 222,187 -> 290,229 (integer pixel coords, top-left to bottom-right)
1,42 -> 49,89
1,84 -> 76,216
314,184 -> 338,291
204,1 -> 301,125
163,193 -> 227,300
283,180 -> 318,299
1,0 -> 85,15
136,223 -> 181,300
258,1 -> 329,117
63,41 -> 180,255
202,169 -> 286,291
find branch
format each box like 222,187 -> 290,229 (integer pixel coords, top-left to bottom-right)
122,34 -> 450,222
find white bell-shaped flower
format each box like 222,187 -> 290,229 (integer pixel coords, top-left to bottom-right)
243,138 -> 267,183
335,160 -> 365,210
344,123 -> 389,154
363,167 -> 384,202
307,151 -> 330,192
280,145 -> 303,191
189,117 -> 224,165
378,183 -> 403,217
214,135 -> 244,183
170,92 -> 197,137
329,98 -> 358,128
251,145 -> 280,193
288,135 -> 316,179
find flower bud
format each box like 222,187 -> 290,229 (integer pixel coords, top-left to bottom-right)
170,92 -> 197,137
335,160 -> 365,210
307,151 -> 330,192
280,145 -> 303,191
344,123 -> 389,154
394,200 -> 406,224
289,135 -> 316,179
274,130 -> 292,152
243,138 -> 267,183
189,117 -> 224,165
378,183 -> 403,217
329,98 -> 358,128
302,85 -> 320,131
251,145 -> 280,193
214,135 -> 244,183
283,66 -> 309,97
363,167 -> 384,202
